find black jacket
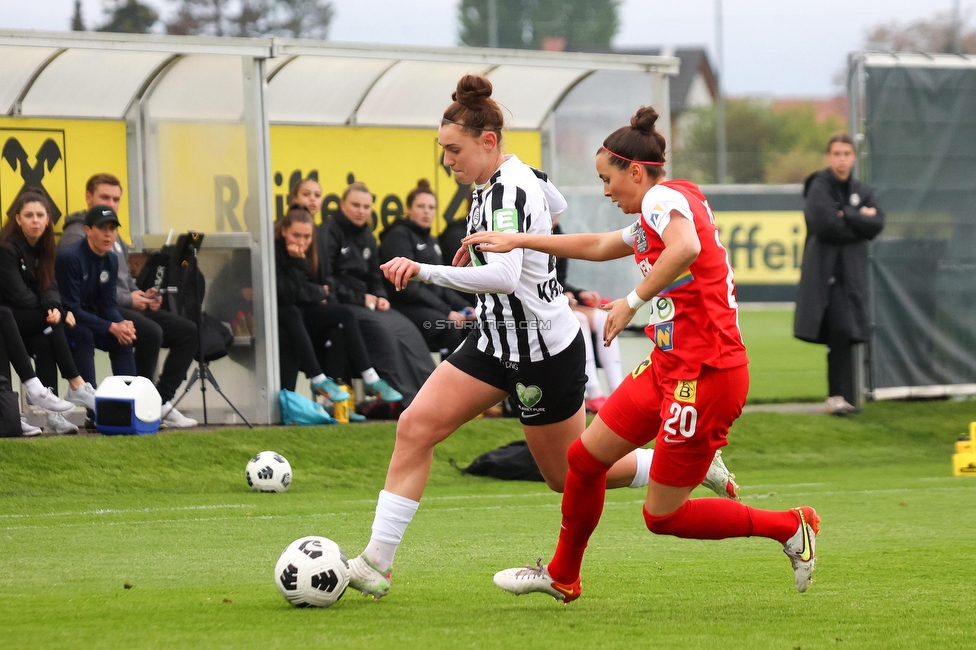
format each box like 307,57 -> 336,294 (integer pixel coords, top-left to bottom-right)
274,238 -> 329,307
378,219 -> 469,315
793,168 -> 885,343
55,237 -> 123,335
0,233 -> 61,311
320,212 -> 387,306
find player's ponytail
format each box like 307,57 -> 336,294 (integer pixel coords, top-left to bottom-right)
600,105 -> 667,178
442,74 -> 504,142
406,179 -> 436,208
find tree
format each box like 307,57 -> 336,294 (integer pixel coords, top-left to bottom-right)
675,100 -> 845,184
98,0 -> 159,34
458,0 -> 619,51
864,10 -> 976,54
71,0 -> 85,31
166,0 -> 333,38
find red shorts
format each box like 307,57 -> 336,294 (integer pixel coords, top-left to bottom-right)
598,357 -> 749,487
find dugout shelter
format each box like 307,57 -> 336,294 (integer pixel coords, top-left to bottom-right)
0,29 -> 677,423
849,51 -> 976,401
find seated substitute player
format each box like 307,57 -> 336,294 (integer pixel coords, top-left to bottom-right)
470,106 -> 821,602
60,174 -> 197,428
341,75 -> 738,600
378,179 -> 474,359
275,204 -> 401,411
0,189 -> 98,434
55,205 -> 138,388
287,177 -> 403,402
320,181 -> 435,406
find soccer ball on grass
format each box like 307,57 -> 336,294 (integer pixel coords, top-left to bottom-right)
275,536 -> 350,608
245,451 -> 292,492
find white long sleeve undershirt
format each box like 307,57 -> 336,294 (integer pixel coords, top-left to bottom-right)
415,249 -> 523,295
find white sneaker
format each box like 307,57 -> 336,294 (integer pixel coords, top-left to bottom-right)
701,449 -> 740,500
824,396 -> 856,416
162,402 -> 197,428
65,382 -> 97,410
493,559 -> 582,603
21,416 -> 41,437
347,555 -> 392,599
783,506 -> 821,593
46,413 -> 78,435
27,387 -> 74,413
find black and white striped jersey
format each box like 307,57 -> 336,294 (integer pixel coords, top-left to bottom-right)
415,155 -> 580,362
465,155 -> 579,362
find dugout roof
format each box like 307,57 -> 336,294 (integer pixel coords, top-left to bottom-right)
0,29 -> 678,424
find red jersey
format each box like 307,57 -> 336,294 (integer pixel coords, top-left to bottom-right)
622,179 -> 748,379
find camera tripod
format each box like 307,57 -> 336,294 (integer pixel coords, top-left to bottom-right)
162,233 -> 252,428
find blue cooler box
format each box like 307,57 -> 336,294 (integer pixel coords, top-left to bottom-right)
94,375 -> 161,435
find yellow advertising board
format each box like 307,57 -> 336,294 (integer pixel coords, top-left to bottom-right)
0,117 -> 129,239
153,123 -> 541,238
270,125 -> 541,237
713,211 -> 805,284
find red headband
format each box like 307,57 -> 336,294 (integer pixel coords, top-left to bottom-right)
601,145 -> 665,166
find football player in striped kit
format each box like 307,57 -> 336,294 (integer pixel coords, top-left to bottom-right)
344,76 -> 737,600
471,106 -> 821,602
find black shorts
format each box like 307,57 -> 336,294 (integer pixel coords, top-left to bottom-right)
446,331 -> 586,426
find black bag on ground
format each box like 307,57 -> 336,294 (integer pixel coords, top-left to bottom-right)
453,440 -> 544,482
0,375 -> 22,438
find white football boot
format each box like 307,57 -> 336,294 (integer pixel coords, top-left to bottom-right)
783,506 -> 821,593
347,555 -> 392,599
701,449 -> 740,500
493,560 -> 582,603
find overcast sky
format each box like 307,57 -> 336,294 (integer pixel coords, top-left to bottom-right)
5,0 -> 970,96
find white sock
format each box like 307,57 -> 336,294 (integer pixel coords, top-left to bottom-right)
629,447 -> 654,488
361,368 -> 380,385
363,490 -> 419,572
25,377 -> 45,398
591,308 -> 623,391
310,373 -> 327,384
574,312 -> 602,399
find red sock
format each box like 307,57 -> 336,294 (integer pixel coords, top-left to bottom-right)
643,499 -> 799,544
547,439 -> 611,584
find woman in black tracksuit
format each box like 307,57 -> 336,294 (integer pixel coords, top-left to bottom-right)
320,182 -> 436,406
379,180 -> 472,358
275,205 -> 401,405
0,192 -> 97,407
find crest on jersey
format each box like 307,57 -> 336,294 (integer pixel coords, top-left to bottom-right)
849,193 -> 860,207
654,322 -> 674,351
635,226 -> 648,253
674,380 -> 697,404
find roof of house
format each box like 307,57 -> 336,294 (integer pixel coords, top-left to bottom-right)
613,46 -> 718,113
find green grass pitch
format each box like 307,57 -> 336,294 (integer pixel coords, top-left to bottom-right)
2,400 -> 975,649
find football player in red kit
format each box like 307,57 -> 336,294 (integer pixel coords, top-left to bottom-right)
465,106 -> 820,603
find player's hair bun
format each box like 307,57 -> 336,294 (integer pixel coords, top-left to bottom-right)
631,106 -> 660,135
415,179 -> 432,193
452,74 -> 493,109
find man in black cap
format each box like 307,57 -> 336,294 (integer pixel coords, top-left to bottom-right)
55,204 -> 138,389
60,173 -> 198,428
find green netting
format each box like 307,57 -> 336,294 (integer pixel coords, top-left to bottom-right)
863,63 -> 976,389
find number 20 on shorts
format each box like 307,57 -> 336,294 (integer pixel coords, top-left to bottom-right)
663,402 -> 699,439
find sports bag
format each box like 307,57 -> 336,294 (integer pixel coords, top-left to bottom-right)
452,440 -> 544,482
279,389 -> 336,426
0,375 -> 20,438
